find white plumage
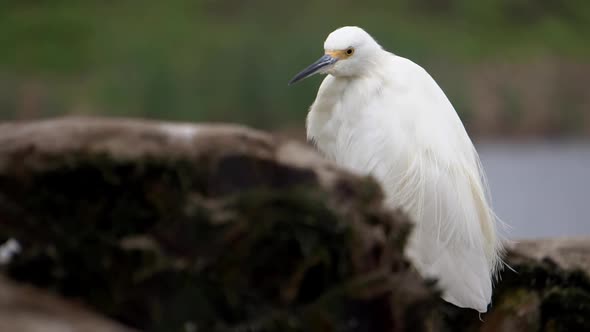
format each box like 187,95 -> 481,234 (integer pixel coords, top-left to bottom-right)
289,26 -> 504,312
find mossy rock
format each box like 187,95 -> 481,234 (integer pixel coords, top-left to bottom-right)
0,117 -> 437,332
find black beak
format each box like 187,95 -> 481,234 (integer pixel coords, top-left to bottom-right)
288,54 -> 338,85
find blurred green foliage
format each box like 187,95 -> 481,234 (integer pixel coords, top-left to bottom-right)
0,0 -> 589,130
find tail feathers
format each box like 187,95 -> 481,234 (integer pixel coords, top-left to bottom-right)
406,238 -> 492,312
426,246 -> 492,312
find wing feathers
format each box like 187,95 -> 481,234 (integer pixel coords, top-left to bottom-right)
392,149 -> 501,312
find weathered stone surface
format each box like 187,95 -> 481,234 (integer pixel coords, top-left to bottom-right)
501,237 -> 590,331
508,237 -> 590,275
0,276 -> 134,332
0,117 -> 437,332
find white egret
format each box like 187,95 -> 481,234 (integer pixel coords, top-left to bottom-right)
289,26 -> 504,312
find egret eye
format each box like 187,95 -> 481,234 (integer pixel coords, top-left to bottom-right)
346,48 -> 354,56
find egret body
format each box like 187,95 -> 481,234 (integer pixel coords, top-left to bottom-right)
289,26 -> 504,312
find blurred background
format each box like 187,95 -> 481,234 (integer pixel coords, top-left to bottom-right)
1,0 -> 589,239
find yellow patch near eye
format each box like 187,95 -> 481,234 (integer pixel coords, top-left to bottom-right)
325,49 -> 353,59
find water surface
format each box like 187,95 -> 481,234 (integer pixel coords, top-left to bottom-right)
477,141 -> 590,239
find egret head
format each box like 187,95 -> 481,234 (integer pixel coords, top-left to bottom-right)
289,26 -> 382,85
